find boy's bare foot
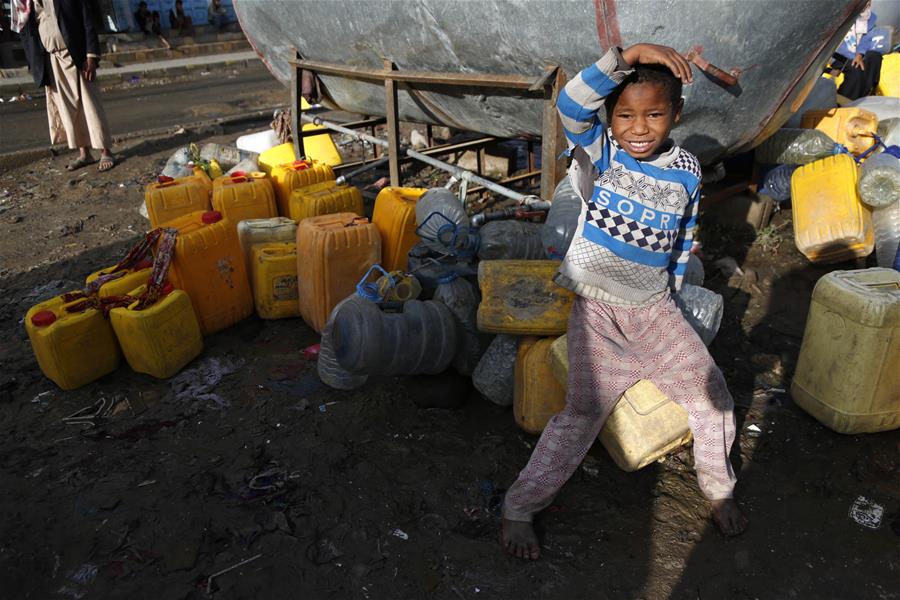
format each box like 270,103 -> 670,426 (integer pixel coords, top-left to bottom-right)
710,498 -> 747,536
501,518 -> 540,560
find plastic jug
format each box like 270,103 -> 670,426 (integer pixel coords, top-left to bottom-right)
85,258 -> 153,298
318,296 -> 369,390
801,107 -> 878,156
433,272 -> 485,376
414,188 -> 474,256
269,159 -> 336,217
847,96 -> 900,124
372,186 -> 428,272
542,177 -> 582,259
472,334 -> 517,406
877,118 -> 900,151
288,180 -> 364,223
109,283 -> 203,379
331,297 -> 457,376
514,336 -> 567,434
858,153 -> 900,209
296,213 -> 382,333
876,52 -> 900,97
258,133 -> 342,173
548,335 -> 693,472
164,210 -> 254,336
673,284 -> 724,346
145,171 -> 212,228
477,220 -> 545,260
792,268 -> 900,434
211,172 -> 277,227
871,203 -> 900,269
249,242 -> 300,319
236,217 -> 297,271
407,241 -> 478,296
790,154 -> 874,263
477,260 -> 575,335
759,164 -> 797,203
755,128 -> 838,165
25,294 -> 121,390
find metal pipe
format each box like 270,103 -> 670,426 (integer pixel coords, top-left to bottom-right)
335,157 -> 390,185
303,114 -> 543,205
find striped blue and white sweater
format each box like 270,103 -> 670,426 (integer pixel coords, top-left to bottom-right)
555,48 -> 702,305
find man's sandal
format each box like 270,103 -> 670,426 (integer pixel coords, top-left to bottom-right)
98,155 -> 116,172
66,156 -> 95,171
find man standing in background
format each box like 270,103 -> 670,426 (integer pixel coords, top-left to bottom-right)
12,0 -> 116,171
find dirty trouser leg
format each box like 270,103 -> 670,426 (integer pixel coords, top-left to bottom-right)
644,296 -> 737,500
503,297 -> 636,522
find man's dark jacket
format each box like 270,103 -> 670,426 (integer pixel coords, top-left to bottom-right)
19,0 -> 101,87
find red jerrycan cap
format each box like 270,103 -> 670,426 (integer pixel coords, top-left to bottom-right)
157,175 -> 175,184
231,170 -> 247,177
31,310 -> 57,327
201,210 -> 223,224
291,159 -> 311,171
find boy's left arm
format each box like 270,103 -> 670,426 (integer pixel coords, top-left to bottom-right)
668,185 -> 700,291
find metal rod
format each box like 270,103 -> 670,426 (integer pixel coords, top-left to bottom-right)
303,114 -> 542,204
335,157 -> 390,185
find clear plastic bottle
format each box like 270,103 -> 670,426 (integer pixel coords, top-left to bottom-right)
433,272 -> 485,376
858,153 -> 900,209
759,164 -> 797,203
472,334 -> 518,406
318,296 -> 369,390
756,128 -> 837,165
541,177 -> 582,259
477,220 -> 545,260
684,253 -> 705,287
871,202 -> 900,269
877,118 -> 900,150
414,188 -> 474,255
673,284 -> 724,346
331,298 -> 457,376
161,146 -> 194,178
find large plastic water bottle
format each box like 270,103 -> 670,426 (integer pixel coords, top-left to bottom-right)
433,272 -> 485,376
415,188 -> 475,255
877,118 -> 900,150
756,129 -> 838,165
477,220 -> 545,260
541,177 -> 582,259
332,298 -> 457,376
407,241 -> 477,296
684,253 -> 705,287
759,164 -> 797,203
472,334 -> 518,406
673,284 -> 724,346
318,296 -> 369,390
871,203 -> 900,269
858,153 -> 900,209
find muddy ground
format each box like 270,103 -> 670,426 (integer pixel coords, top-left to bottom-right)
0,119 -> 898,600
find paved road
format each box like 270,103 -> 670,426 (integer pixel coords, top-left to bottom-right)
0,65 -> 286,153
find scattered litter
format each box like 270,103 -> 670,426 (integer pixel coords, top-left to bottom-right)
169,356 -> 245,408
303,343 -> 320,360
31,390 -> 53,404
70,563 -> 98,585
205,553 -> 262,595
129,75 -> 140,84
390,528 -> 409,541
137,479 -> 157,487
61,395 -> 121,426
849,496 -> 884,529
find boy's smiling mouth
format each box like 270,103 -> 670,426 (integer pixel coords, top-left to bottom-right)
624,139 -> 656,155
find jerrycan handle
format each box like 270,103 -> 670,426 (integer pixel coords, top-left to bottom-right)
356,264 -> 393,301
344,216 -> 369,227
230,174 -> 249,183
291,159 -> 311,171
156,175 -> 176,187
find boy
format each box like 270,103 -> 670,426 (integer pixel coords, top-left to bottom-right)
502,43 -> 747,560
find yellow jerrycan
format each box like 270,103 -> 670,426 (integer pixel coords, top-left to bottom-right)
372,187 -> 428,272
269,159 -> 335,217
514,336 -> 567,434
211,171 -> 277,228
85,257 -> 153,298
477,260 -> 575,335
251,242 -> 301,320
800,107 -> 878,155
145,171 -> 212,228
287,180 -> 364,223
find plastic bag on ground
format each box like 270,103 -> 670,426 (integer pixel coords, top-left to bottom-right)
673,284 -> 724,346
199,143 -> 257,171
227,157 -> 261,175
161,146 -> 194,178
472,334 -> 518,406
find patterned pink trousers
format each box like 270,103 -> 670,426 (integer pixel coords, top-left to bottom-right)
504,294 -> 737,522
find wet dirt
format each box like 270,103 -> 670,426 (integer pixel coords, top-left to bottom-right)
0,126 -> 898,600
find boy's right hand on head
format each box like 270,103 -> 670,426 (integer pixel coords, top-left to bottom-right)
622,44 -> 693,83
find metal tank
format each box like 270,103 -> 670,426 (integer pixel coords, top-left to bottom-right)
234,0 -> 866,162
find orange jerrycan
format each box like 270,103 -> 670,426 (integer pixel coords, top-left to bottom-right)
86,258 -> 153,298
164,210 -> 254,335
110,282 -> 203,379
211,171 -> 277,228
145,171 -> 212,228
791,154 -> 874,263
296,213 -> 382,333
288,180 -> 364,223
372,187 -> 427,272
514,336 -> 567,434
477,260 -> 575,335
800,107 -> 878,155
251,242 -> 301,320
25,294 -> 121,390
269,159 -> 335,217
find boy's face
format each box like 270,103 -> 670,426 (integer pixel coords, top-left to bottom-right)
609,82 -> 683,159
